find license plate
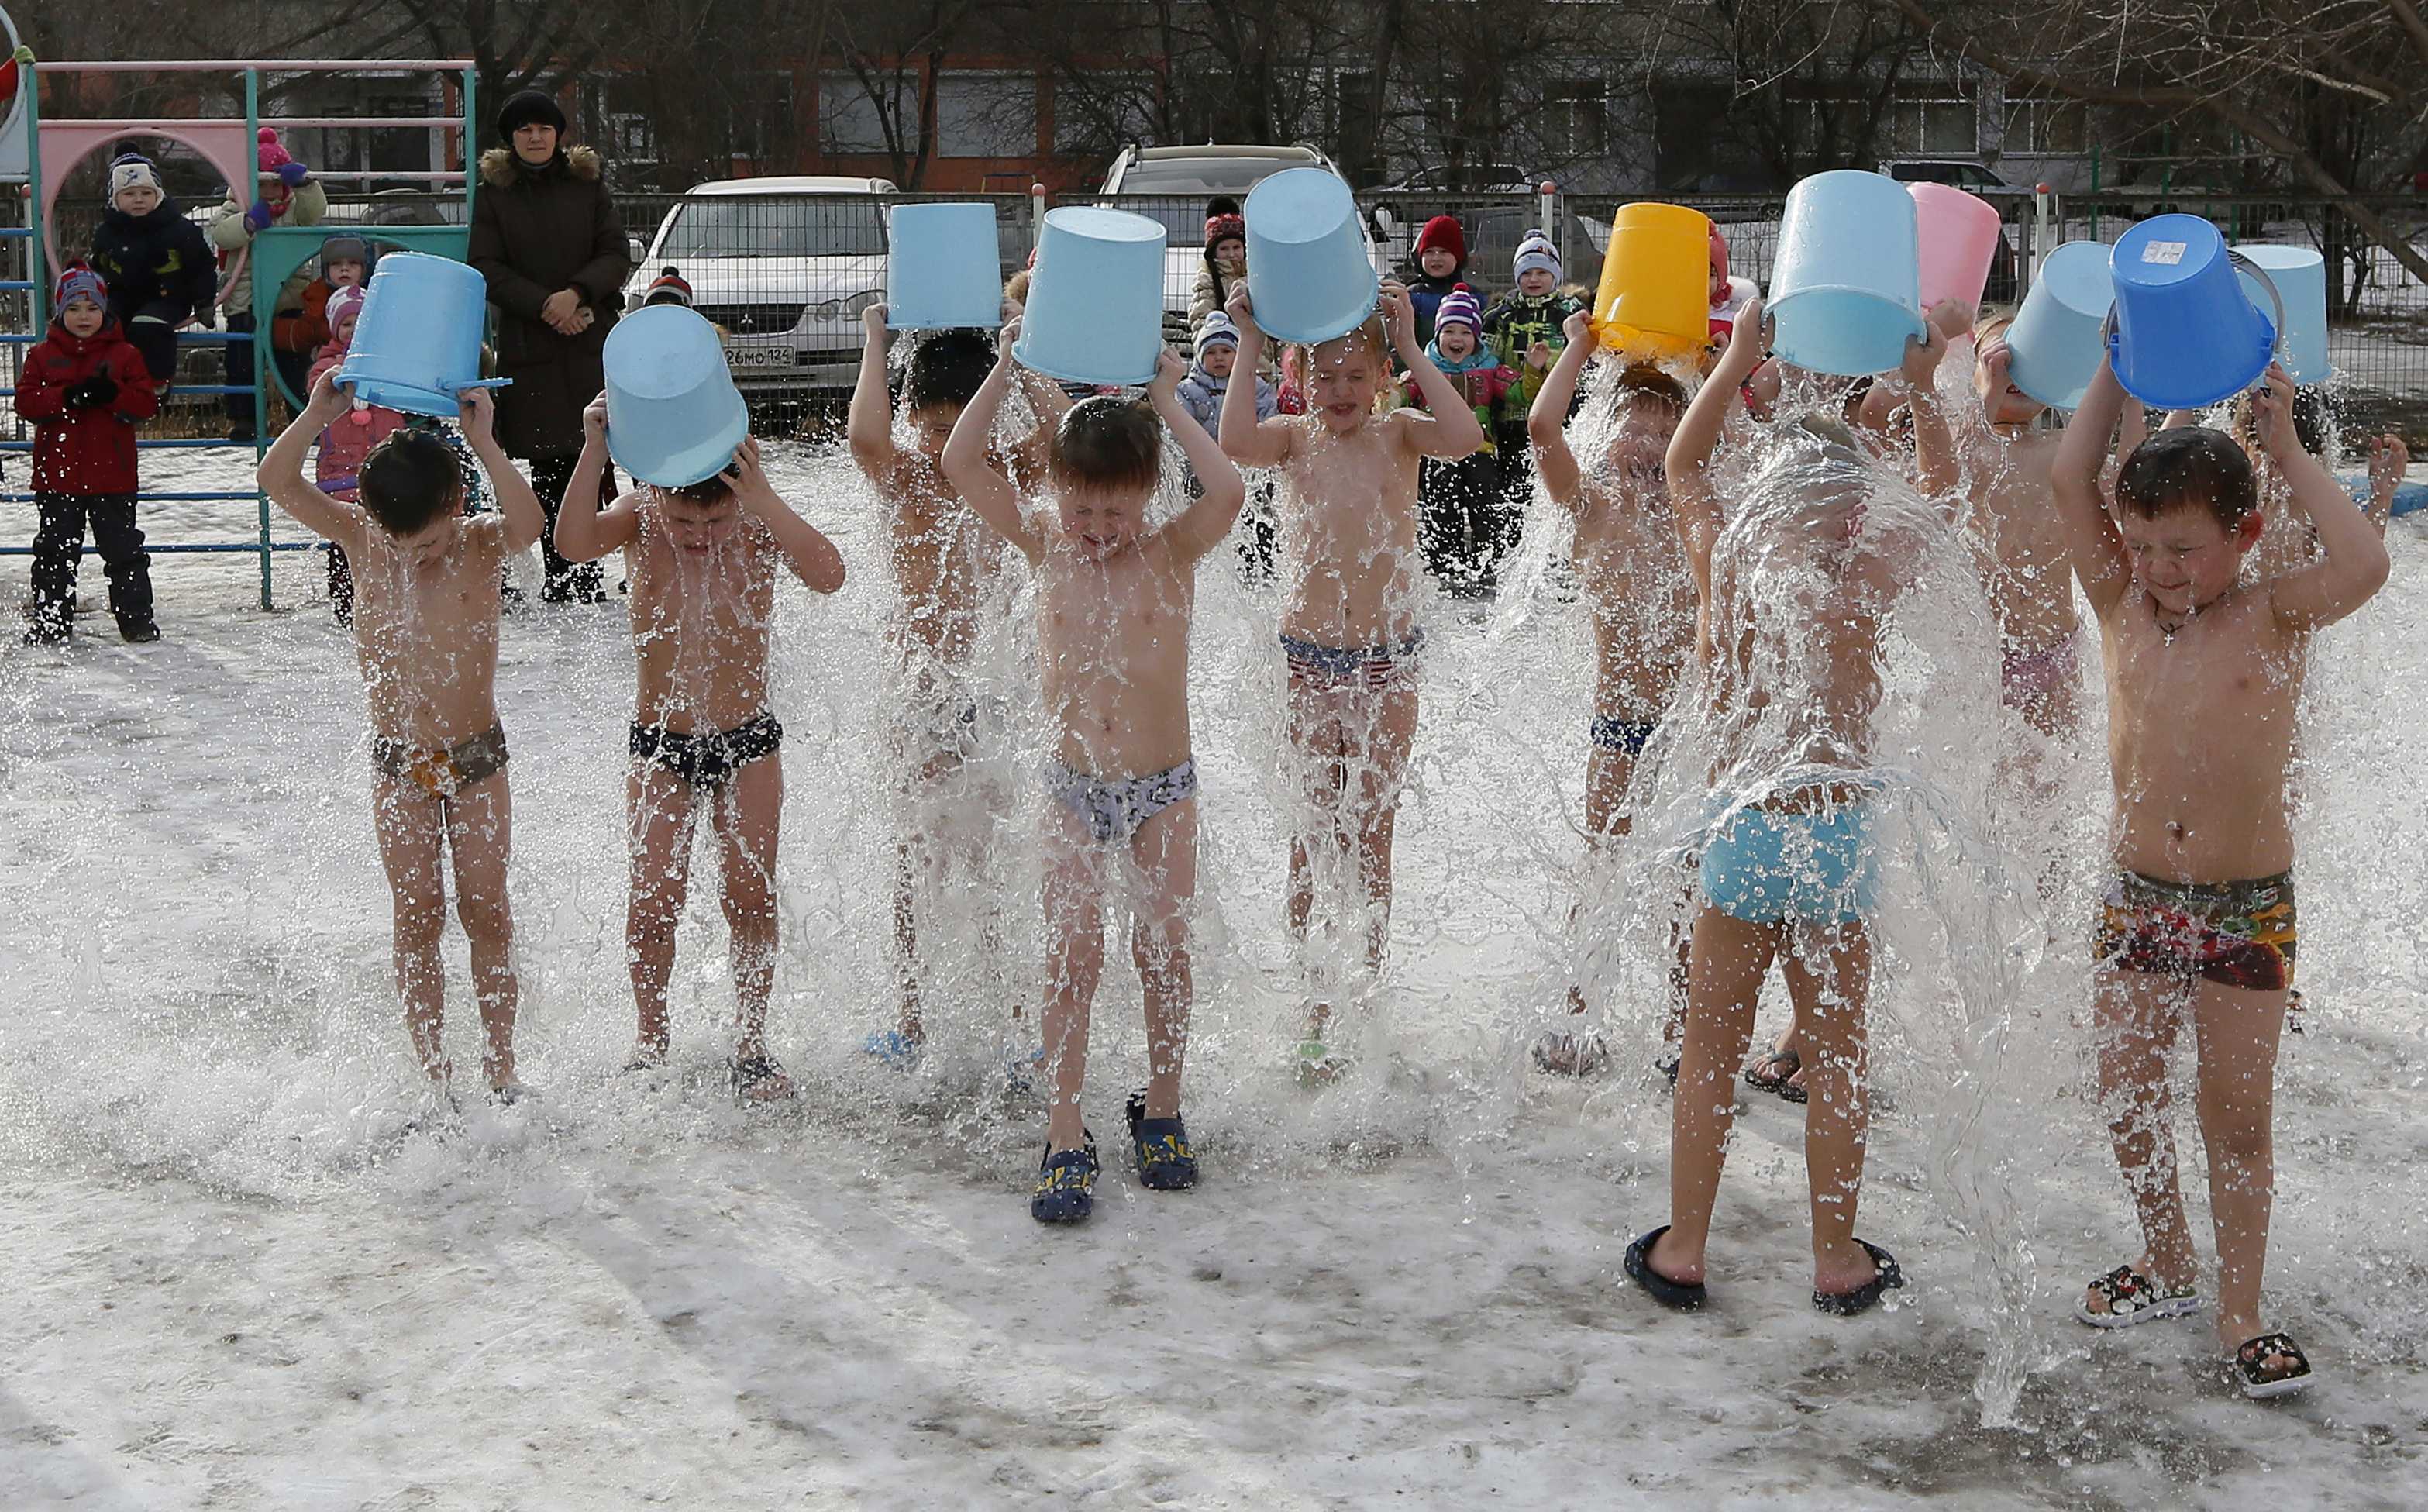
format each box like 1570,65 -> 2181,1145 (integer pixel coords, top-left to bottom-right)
724,345 -> 796,370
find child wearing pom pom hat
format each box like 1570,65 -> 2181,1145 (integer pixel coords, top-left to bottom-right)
207,128 -> 328,438
1403,215 -> 1470,345
1400,284 -> 1516,596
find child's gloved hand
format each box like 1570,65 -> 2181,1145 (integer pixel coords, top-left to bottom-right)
244,200 -> 274,232
276,162 -> 311,189
64,376 -> 119,409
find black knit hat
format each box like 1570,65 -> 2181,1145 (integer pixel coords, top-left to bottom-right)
496,90 -> 567,143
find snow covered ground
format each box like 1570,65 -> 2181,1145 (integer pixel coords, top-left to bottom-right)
2,442 -> 2424,1510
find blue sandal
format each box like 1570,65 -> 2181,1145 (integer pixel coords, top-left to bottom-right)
1125,1090 -> 1199,1192
1030,1132 -> 1099,1224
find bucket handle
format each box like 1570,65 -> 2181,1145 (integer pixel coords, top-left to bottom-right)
2225,250 -> 2286,368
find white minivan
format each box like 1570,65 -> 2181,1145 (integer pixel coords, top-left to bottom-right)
621,175 -> 897,390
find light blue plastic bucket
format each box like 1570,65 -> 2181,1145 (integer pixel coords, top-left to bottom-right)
1766,170 -> 1926,377
2233,244 -> 2328,384
1243,167 -> 1379,346
2005,241 -> 2115,411
334,252 -> 508,419
1013,206 -> 1166,385
887,202 -> 1003,330
2107,215 -> 2278,412
603,305 -> 749,487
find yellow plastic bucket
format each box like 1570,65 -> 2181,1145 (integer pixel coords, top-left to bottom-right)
1591,202 -> 1714,359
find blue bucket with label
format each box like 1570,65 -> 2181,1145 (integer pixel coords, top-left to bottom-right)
604,305 -> 749,487
2233,244 -> 2328,385
887,202 -> 1004,330
1013,206 -> 1166,386
2107,215 -> 2279,412
1243,167 -> 1380,346
1767,170 -> 1927,377
334,252 -> 508,419
2005,241 -> 2116,412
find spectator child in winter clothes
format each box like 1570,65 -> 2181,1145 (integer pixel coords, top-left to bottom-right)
1400,286 -> 1514,595
1482,230 -> 1589,512
88,153 -> 217,387
208,128 -> 328,436
274,236 -> 369,367
1706,224 -> 1758,345
1179,311 -> 1282,577
1189,208 -> 1247,325
16,266 -> 160,645
1404,215 -> 1470,345
307,284 -> 407,623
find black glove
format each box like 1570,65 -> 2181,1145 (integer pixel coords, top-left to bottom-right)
64,376 -> 119,409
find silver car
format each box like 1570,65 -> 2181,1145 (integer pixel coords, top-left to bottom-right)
621,175 -> 897,391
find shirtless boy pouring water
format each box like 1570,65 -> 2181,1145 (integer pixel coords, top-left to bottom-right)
942,326 -> 1247,1224
260,374 -> 546,1106
1526,312 -> 1695,1076
558,407 -> 846,1102
1217,280 -> 1486,1081
2054,359 -> 2387,1398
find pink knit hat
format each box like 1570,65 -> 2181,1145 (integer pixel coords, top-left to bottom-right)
256,127 -> 293,173
326,284 -> 367,333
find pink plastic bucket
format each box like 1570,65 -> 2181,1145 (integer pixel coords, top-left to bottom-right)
1909,183 -> 2003,323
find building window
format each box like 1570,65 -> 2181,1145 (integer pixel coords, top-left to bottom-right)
728,73 -> 795,163
937,72 -> 1036,159
1890,87 -> 1979,156
820,71 -> 917,156
1550,81 -> 1607,159
2004,97 -> 2087,154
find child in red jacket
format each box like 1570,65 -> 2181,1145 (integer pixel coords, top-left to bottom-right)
18,265 -> 160,645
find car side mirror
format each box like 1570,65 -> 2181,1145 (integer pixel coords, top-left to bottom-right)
1372,205 -> 1397,237
626,234 -> 646,267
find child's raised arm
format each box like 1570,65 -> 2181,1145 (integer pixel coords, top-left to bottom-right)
456,389 -> 544,555
940,328 -> 1047,565
728,436 -> 846,594
1893,307 -> 1957,499
2257,364 -> 2392,632
1667,295 -> 1766,589
1384,280 -> 1486,460
2049,357 -> 2136,621
1528,308 -> 1596,512
2364,433 -> 2407,532
846,302 -> 901,484
1217,285 -> 1297,469
1149,349 -> 1248,565
554,393 -> 639,563
257,367 -> 367,553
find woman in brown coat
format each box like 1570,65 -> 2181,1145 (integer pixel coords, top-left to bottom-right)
468,89 -> 630,601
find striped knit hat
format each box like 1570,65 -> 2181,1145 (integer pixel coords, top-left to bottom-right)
108,153 -> 163,203
1434,284 -> 1483,332
326,284 -> 368,333
54,262 -> 108,311
1194,310 -> 1241,356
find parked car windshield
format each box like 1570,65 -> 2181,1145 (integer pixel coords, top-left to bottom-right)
1113,155 -> 1312,196
656,196 -> 887,258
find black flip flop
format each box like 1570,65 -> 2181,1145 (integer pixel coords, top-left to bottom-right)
1813,1238 -> 1904,1316
1744,1048 -> 1808,1104
728,1052 -> 794,1102
2230,1331 -> 2315,1400
1624,1225 -> 1708,1311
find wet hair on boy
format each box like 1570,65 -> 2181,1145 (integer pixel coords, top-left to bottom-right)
356,430 -> 465,536
2116,427 -> 2258,530
1050,395 -> 1162,491
1613,363 -> 1689,415
901,327 -> 997,414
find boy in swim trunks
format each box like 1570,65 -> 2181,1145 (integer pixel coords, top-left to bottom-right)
1526,312 -> 1696,1076
941,325 -> 1247,1224
1962,315 -> 2083,739
2053,359 -> 2387,1399
557,405 -> 847,1102
1627,297 -> 1954,1317
849,306 -> 1066,1068
260,373 -> 546,1104
1218,280 -> 1486,1079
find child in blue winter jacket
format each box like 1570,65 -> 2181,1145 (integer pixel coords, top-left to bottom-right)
1177,312 -> 1279,578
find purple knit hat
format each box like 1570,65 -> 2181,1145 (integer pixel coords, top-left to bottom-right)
1434,284 -> 1483,332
